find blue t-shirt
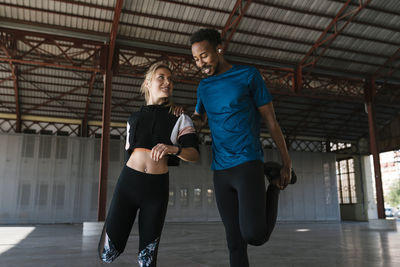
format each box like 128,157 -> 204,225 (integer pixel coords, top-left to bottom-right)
195,65 -> 272,170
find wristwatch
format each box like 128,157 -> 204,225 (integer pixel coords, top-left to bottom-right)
174,144 -> 182,156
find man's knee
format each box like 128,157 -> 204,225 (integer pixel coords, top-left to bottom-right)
242,229 -> 270,246
246,235 -> 268,246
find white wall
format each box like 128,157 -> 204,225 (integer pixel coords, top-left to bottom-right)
0,133 -> 340,224
362,155 -> 378,220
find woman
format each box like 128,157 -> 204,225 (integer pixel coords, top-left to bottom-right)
98,62 -> 199,266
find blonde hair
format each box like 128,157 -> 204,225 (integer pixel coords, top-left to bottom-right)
140,62 -> 173,106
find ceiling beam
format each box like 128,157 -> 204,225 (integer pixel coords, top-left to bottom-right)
2,19 -> 399,82
22,79 -> 92,114
221,0 -> 252,51
252,0 -> 400,34
374,47 -> 400,80
107,0 -> 123,71
328,0 -> 400,17
82,72 -> 97,136
97,0 -> 124,222
298,0 -> 372,83
156,0 -> 400,47
0,57 -> 103,73
0,38 -> 21,132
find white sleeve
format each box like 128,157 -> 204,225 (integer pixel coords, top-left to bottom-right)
170,114 -> 196,145
125,122 -> 130,150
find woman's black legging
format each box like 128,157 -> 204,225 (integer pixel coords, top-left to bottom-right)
213,160 -> 280,267
98,165 -> 169,266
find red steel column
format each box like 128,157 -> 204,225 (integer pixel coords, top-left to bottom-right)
97,68 -> 112,221
97,0 -> 124,221
365,77 -> 385,219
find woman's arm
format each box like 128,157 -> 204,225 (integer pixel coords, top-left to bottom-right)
151,143 -> 199,162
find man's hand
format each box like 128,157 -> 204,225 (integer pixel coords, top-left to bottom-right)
172,105 -> 185,117
279,165 -> 292,190
191,113 -> 207,133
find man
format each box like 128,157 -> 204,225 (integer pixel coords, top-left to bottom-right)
190,28 -> 294,267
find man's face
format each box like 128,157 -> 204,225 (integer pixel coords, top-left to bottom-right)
191,40 -> 220,76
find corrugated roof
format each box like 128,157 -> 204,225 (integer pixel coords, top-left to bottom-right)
0,0 -> 399,145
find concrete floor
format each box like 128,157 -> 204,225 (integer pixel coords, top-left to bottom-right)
0,221 -> 399,267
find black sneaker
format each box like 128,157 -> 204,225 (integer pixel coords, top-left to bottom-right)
264,161 -> 297,184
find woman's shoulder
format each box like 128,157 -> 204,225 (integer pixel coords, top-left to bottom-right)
127,110 -> 141,124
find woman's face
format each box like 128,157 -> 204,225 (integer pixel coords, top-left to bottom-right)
147,67 -> 173,105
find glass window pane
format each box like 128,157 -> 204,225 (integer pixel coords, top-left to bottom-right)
207,189 -> 214,206
194,188 -> 202,208
168,190 -> 175,206
180,188 -> 188,207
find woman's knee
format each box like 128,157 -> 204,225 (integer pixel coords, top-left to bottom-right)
98,227 -> 121,263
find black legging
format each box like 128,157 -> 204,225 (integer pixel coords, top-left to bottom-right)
213,160 -> 280,267
98,165 -> 169,266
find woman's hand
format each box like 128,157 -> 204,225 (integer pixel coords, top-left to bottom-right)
151,143 -> 178,161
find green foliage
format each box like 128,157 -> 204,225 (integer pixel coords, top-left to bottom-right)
386,181 -> 400,208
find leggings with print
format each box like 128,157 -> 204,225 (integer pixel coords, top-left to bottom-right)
98,165 -> 169,267
213,160 -> 280,267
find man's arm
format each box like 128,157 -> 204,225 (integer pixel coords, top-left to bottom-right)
258,102 -> 292,189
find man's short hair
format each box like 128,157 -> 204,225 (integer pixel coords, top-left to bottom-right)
190,28 -> 222,50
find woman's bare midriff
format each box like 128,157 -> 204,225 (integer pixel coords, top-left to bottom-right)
126,148 -> 168,174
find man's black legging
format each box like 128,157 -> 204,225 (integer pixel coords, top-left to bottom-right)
98,165 -> 169,266
213,160 -> 280,267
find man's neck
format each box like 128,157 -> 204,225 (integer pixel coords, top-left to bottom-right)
215,59 -> 232,76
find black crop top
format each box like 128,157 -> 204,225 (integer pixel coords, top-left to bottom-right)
125,104 -> 199,166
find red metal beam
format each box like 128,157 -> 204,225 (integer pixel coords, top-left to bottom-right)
365,77 -> 385,219
82,72 -> 97,137
0,57 -> 103,73
52,40 -> 76,66
252,0 -> 400,34
156,0 -> 400,47
374,47 -> 400,79
0,3 -> 111,25
107,0 -> 123,71
329,0 -> 400,17
298,0 -> 372,84
221,0 -> 252,51
23,79 -> 92,114
282,101 -> 329,139
0,17 -> 109,46
326,105 -> 364,141
0,26 -> 104,46
1,39 -> 21,132
120,19 -> 386,61
98,0 -> 124,222
97,70 -> 112,221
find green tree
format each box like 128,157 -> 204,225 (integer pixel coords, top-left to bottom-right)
386,181 -> 400,208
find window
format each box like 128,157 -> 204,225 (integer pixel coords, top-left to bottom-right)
35,183 -> 49,207
56,138 -> 68,159
17,183 -> 31,207
39,136 -> 52,158
52,184 -> 65,209
21,135 -> 35,158
193,188 -> 202,208
168,190 -> 175,206
336,158 -> 357,204
179,188 -> 189,207
207,188 -> 214,206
